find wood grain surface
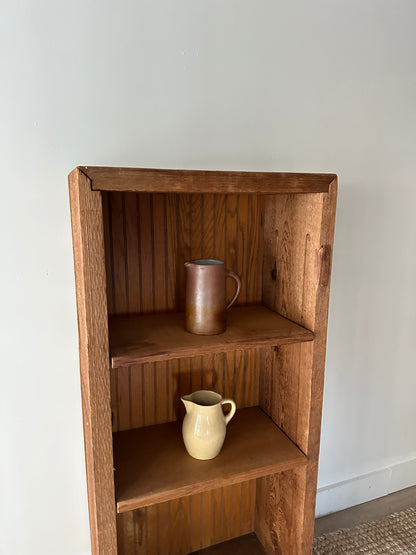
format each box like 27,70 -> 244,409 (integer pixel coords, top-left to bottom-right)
116,481 -> 256,555
113,407 -> 306,512
68,168 -> 117,554
102,192 -> 264,315
191,532 -> 266,554
256,181 -> 338,553
69,166 -> 337,554
81,166 -> 335,194
109,306 -> 313,367
111,349 -> 261,432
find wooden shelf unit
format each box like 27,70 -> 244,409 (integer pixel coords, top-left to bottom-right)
69,166 -> 337,554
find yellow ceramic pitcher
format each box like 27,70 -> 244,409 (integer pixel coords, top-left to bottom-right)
181,390 -> 236,460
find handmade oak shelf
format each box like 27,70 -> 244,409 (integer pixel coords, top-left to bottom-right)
114,407 -> 307,512
109,305 -> 314,368
69,166 -> 337,555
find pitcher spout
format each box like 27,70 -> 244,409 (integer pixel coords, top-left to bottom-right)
181,394 -> 194,414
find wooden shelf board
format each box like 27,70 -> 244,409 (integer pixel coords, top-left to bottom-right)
191,533 -> 266,554
79,166 -> 336,194
109,305 -> 313,368
113,406 -> 307,513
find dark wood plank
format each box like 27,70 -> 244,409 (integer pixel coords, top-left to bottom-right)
109,305 -> 314,368
191,533 -> 266,555
113,407 -> 307,512
81,166 -> 336,194
68,168 -> 117,554
165,194 -> 178,311
138,193 -> 154,312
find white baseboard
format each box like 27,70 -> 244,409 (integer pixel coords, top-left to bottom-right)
315,456 -> 416,517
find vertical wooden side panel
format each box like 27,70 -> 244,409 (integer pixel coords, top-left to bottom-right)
296,180 -> 338,552
262,192 -> 324,328
247,195 -> 264,304
255,472 -> 293,554
236,194 -> 249,304
257,182 -> 337,554
68,169 -> 116,555
233,350 -> 245,409
102,192 -> 115,315
261,196 -> 278,312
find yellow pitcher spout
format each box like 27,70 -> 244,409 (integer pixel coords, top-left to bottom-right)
181,394 -> 194,414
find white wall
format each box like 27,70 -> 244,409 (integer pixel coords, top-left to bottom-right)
1,1 -> 415,552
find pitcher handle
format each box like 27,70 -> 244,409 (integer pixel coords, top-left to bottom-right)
221,398 -> 236,425
225,271 -> 241,310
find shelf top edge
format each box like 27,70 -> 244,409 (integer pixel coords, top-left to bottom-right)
71,166 -> 337,194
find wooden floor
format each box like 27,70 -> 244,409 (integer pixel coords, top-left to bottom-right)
314,485 -> 416,536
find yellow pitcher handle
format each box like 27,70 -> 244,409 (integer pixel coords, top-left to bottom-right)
221,398 -> 236,425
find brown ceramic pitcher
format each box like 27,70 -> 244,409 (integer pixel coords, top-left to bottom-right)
185,259 -> 241,335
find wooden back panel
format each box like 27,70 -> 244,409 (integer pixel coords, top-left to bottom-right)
117,481 -> 257,555
112,349 -> 261,433
102,192 -> 264,315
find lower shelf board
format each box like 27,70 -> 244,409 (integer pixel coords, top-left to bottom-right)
113,406 -> 307,513
191,533 -> 266,555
